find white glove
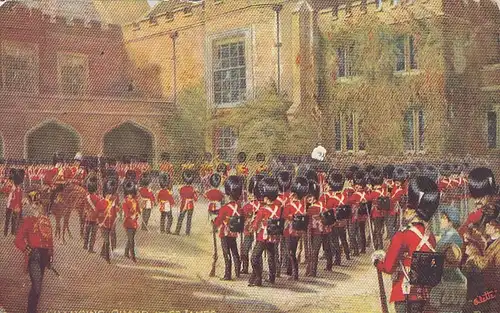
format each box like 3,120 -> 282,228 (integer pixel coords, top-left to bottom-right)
371,250 -> 386,264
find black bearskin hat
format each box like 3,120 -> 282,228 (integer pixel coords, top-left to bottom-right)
480,199 -> 500,227
123,179 -> 137,197
365,164 -> 376,174
369,168 -> 384,186
104,179 -> 118,196
407,176 -> 440,222
393,166 -> 408,183
237,151 -> 247,163
204,152 -> 213,162
161,152 -> 170,162
277,171 -> 292,192
216,163 -> 227,174
348,165 -> 360,174
209,173 -> 222,188
257,177 -> 279,202
87,177 -> 98,194
125,170 -> 137,182
159,173 -> 170,189
422,165 -> 439,183
139,174 -> 151,187
52,152 -> 64,166
224,175 -> 243,201
383,164 -> 396,180
440,164 -> 452,177
308,180 -> 321,201
248,174 -> 265,195
354,170 -> 367,187
328,172 -> 344,192
11,169 -> 25,186
106,168 -> 118,180
468,167 -> 497,199
452,164 -> 463,175
291,176 -> 309,200
218,150 -> 227,160
345,169 -> 355,181
182,169 -> 195,184
305,169 -> 318,183
256,153 -> 266,162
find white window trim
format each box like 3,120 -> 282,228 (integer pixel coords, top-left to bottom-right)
403,109 -> 425,154
1,40 -> 39,94
334,112 -> 365,154
393,35 -> 419,75
56,52 -> 89,96
205,27 -> 254,109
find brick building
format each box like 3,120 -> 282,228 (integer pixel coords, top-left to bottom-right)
122,0 -> 499,171
0,1 -> 172,164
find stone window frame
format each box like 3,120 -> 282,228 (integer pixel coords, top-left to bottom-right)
487,106 -> 499,149
1,40 -> 39,93
394,35 -> 418,74
56,52 -> 89,96
334,111 -> 366,154
213,126 -> 238,161
403,108 -> 425,154
336,43 -> 357,79
205,27 -> 254,109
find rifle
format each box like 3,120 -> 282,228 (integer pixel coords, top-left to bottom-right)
209,223 -> 218,277
367,210 -> 389,313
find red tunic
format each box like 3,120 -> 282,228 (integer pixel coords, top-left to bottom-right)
326,191 -> 349,228
97,198 -> 119,229
307,200 -> 332,236
320,191 -> 336,207
274,192 -> 291,208
458,207 -> 483,237
204,188 -> 224,213
179,185 -> 198,211
84,194 -> 101,222
1,184 -> 23,213
157,189 -> 175,212
369,187 -> 389,219
390,186 -> 406,216
283,199 -> 306,237
214,201 -> 242,238
123,197 -> 141,229
252,203 -> 282,243
348,191 -> 370,222
242,200 -> 261,236
43,167 -> 59,186
138,187 -> 156,210
15,215 -> 54,271
376,223 -> 437,303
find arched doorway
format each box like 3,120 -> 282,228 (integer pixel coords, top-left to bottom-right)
103,122 -> 154,161
26,121 -> 81,162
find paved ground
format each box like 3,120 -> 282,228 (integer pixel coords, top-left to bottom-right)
0,195 -> 397,313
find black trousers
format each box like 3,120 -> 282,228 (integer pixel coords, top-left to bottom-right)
160,211 -> 173,233
100,228 -> 111,262
110,224 -> 117,251
250,241 -> 277,285
372,217 -> 385,250
278,236 -> 288,273
287,236 -> 300,279
125,228 -> 136,260
348,220 -> 366,255
175,210 -> 194,235
141,209 -> 152,230
331,226 -> 350,263
83,221 -> 97,252
241,234 -> 254,273
394,300 -> 426,313
310,234 -> 332,276
28,248 -> 50,313
4,208 -> 20,236
221,236 -> 240,279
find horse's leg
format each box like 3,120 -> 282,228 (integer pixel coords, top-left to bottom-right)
55,213 -> 62,240
79,204 -> 85,239
63,208 -> 72,243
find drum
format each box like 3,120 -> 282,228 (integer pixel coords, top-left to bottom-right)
335,205 -> 352,220
292,214 -> 308,231
267,218 -> 283,236
320,209 -> 336,226
228,215 -> 244,233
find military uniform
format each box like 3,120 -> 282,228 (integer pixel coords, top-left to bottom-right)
2,175 -> 23,236
241,199 -> 260,274
283,199 -> 306,279
138,185 -> 155,231
97,196 -> 119,263
369,186 -> 389,250
122,182 -> 140,262
214,201 -> 243,280
307,200 -> 333,276
348,189 -> 370,255
174,177 -> 198,236
158,188 -> 175,233
83,190 -> 101,253
326,191 -> 351,265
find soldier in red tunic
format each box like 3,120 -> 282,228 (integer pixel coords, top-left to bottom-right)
387,167 -> 408,239
204,173 -> 224,222
347,170 -> 370,255
157,173 -> 175,234
174,170 -> 198,236
326,172 -> 351,265
15,189 -> 54,313
83,177 -> 101,253
138,174 -> 155,231
372,176 -> 440,313
240,175 -> 264,274
283,176 -> 308,280
248,177 -> 281,287
459,167 -> 497,237
275,170 -> 292,277
123,179 -> 140,262
213,176 -> 244,280
368,168 -> 390,251
2,168 -> 24,236
97,179 -> 119,263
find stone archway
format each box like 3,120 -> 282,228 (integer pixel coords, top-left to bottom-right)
25,121 -> 81,162
103,122 -> 154,161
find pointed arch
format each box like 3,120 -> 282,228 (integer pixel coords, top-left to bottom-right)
102,120 -> 155,162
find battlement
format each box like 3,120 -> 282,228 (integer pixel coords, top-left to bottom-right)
0,1 -> 121,34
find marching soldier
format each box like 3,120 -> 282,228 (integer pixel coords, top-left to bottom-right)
83,177 -> 100,253
459,167 -> 497,236
123,179 -> 140,262
372,176 -> 440,313
14,189 -> 54,313
204,173 -> 224,276
368,168 -> 390,251
44,153 -> 65,215
97,179 -> 119,263
283,177 -> 308,280
159,153 -> 174,180
200,152 -> 215,193
387,166 -> 408,240
213,175 -> 244,280
157,173 -> 175,234
240,175 -> 264,274
306,178 -> 334,276
248,177 -> 281,287
326,172 -> 351,265
236,152 -> 249,202
2,168 -> 24,236
347,170 -> 370,255
383,164 -> 396,193
255,153 -> 269,176
174,169 -> 198,236
275,170 -> 292,277
138,174 -> 155,231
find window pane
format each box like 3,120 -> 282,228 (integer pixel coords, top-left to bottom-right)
2,46 -> 37,92
337,48 -> 346,77
488,111 -> 497,149
213,40 -> 246,105
335,116 -> 342,152
395,37 -> 405,71
409,35 -> 418,70
346,113 -> 354,151
403,110 -> 415,151
418,110 -> 425,151
358,117 -> 366,151
347,45 -> 355,77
